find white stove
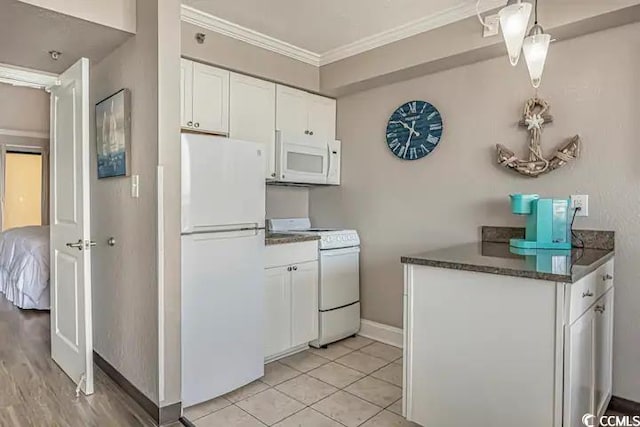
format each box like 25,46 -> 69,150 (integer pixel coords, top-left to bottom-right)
268,219 -> 360,250
268,218 -> 361,347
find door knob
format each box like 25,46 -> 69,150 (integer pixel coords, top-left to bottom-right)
292,266 -> 298,271
107,237 -> 116,247
194,122 -> 200,128
309,131 -> 314,136
304,130 -> 309,135
66,240 -> 84,251
287,266 -> 292,272
187,121 -> 193,127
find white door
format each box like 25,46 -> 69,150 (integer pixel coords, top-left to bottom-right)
276,85 -> 309,137
307,94 -> 336,141
192,62 -> 229,134
182,230 -> 265,406
229,73 -> 276,179
595,288 -> 614,417
319,247 -> 360,310
181,133 -> 265,233
50,57 -> 94,395
564,308 -> 596,427
264,266 -> 291,358
180,58 -> 194,128
291,261 -> 319,346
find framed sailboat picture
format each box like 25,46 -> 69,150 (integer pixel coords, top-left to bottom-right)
96,89 -> 131,179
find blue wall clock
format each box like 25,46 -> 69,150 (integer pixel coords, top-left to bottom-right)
386,100 -> 443,160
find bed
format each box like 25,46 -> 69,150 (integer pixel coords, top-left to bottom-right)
0,226 -> 50,310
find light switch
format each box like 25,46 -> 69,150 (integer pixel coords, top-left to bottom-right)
131,175 -> 140,198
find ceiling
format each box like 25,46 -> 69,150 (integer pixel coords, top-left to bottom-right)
0,0 -> 132,74
182,0 -> 492,55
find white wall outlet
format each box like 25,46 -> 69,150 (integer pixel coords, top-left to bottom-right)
131,175 -> 140,198
483,14 -> 500,37
571,195 -> 588,217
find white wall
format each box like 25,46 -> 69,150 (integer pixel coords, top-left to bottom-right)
266,186 -> 309,219
17,0 -> 136,33
90,0 -> 159,403
0,83 -> 49,134
310,23 -> 640,402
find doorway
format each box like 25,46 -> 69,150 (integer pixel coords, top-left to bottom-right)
1,148 -> 48,231
0,60 -> 94,396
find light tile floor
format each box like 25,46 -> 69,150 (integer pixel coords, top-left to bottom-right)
184,336 -> 418,427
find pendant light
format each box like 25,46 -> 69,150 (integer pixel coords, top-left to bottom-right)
498,0 -> 533,66
522,0 -> 550,88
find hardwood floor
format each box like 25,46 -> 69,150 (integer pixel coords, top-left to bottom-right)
0,294 -> 169,426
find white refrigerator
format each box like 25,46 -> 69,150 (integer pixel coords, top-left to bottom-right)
181,133 -> 266,407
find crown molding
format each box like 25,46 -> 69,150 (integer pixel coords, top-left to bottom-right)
319,0 -> 505,65
0,63 -> 58,90
181,1 -> 505,67
180,5 -> 321,66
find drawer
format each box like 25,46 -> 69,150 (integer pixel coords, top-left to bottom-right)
568,259 -> 614,324
265,240 -> 318,268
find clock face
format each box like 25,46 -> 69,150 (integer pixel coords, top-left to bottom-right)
386,101 -> 443,160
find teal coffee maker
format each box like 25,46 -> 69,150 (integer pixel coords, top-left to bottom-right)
509,194 -> 573,250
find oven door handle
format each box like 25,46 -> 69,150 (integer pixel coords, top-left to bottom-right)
320,246 -> 360,256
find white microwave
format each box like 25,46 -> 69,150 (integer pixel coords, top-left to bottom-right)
275,131 -> 341,185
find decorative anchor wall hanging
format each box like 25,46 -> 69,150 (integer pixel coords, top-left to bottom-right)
496,97 -> 581,177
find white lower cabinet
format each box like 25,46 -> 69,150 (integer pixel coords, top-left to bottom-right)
291,261 -> 319,345
264,266 -> 291,358
565,305 -> 596,427
404,258 -> 614,427
264,241 -> 319,360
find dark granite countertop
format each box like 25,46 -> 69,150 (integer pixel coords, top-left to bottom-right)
401,242 -> 614,283
265,233 -> 320,246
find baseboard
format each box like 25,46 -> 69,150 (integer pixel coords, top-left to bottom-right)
609,395 -> 640,415
358,319 -> 403,348
94,351 -> 181,425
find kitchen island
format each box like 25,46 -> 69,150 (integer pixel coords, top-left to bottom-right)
401,227 -> 615,427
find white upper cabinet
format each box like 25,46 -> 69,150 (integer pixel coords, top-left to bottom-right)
276,85 -> 309,137
308,94 -> 337,142
229,73 -> 276,179
180,58 -> 193,128
181,59 -> 230,134
192,62 -> 229,134
276,85 -> 336,140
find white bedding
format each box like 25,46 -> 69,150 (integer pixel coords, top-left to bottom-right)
0,226 -> 50,310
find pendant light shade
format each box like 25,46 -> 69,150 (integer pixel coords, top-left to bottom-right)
499,0 -> 532,66
523,24 -> 550,88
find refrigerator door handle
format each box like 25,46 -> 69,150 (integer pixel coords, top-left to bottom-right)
184,223 -> 265,236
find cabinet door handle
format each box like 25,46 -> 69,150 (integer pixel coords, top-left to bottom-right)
582,290 -> 594,298
595,304 -> 606,313
187,121 -> 193,127
292,266 -> 298,271
287,266 -> 292,272
304,130 -> 309,135
271,173 -> 276,178
194,122 -> 200,128
309,131 -> 314,136
602,273 -> 613,281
